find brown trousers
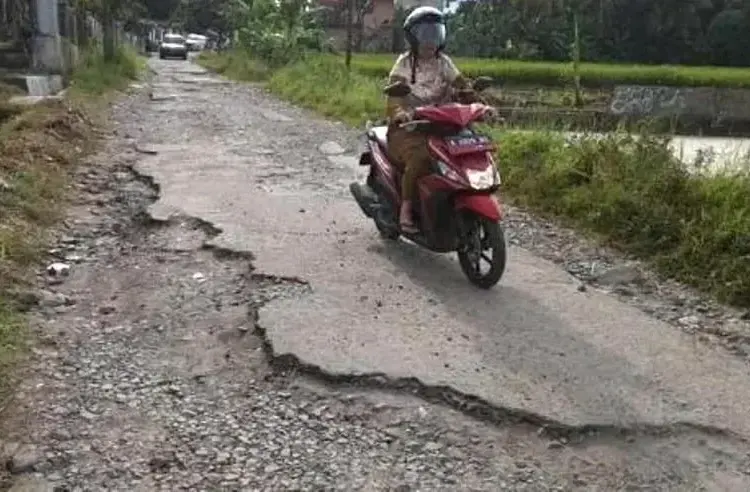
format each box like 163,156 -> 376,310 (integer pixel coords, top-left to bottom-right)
386,126 -> 432,202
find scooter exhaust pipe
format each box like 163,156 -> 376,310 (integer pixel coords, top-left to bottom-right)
349,182 -> 378,218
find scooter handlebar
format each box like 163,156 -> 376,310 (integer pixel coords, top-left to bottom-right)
398,119 -> 432,130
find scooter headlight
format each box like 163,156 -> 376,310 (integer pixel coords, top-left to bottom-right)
466,166 -> 499,190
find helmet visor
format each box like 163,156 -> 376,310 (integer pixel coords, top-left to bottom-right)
411,22 -> 445,47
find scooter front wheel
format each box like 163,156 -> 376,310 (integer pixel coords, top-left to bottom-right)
458,216 -> 507,289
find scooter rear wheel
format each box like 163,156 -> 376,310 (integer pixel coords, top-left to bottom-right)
458,216 -> 507,289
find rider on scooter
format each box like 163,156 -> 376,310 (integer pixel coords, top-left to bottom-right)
386,6 -> 492,233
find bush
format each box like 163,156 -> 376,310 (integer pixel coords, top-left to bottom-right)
69,44 -> 143,95
340,53 -> 750,88
204,52 -> 750,307
496,131 -> 750,306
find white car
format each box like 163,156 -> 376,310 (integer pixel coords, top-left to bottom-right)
186,34 -> 207,52
159,34 -> 188,60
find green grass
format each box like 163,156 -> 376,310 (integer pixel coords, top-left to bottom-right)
497,131 -> 750,306
0,44 -> 143,404
202,51 -> 750,308
338,53 -> 750,88
267,56 -> 385,126
197,50 -> 271,82
68,45 -> 144,96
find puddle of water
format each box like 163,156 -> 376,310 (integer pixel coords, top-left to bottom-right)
669,136 -> 750,174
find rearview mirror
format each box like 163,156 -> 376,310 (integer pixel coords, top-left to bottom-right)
472,76 -> 493,92
384,81 -> 411,98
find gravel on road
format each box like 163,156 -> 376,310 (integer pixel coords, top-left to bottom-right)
1,57 -> 750,491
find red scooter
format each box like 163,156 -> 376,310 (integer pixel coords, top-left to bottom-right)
349,78 -> 507,288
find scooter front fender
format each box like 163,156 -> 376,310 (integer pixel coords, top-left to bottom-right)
454,193 -> 503,222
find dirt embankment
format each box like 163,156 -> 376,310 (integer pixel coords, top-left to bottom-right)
0,99 -> 101,401
0,45 -> 142,424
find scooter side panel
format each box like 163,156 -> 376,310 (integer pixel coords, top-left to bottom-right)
369,143 -> 401,205
454,193 -> 503,221
417,177 -> 460,252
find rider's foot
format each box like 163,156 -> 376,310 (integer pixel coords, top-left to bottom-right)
399,201 -> 418,233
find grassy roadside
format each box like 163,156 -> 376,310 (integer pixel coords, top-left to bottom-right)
0,45 -> 143,405
342,53 -> 750,88
197,49 -> 271,82
199,52 -> 750,308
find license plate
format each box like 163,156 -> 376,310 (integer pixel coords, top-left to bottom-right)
446,135 -> 493,154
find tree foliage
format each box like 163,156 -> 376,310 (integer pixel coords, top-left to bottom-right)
447,0 -> 750,66
170,0 -> 237,36
141,0 -> 181,21
236,0 -> 325,65
171,0 -> 325,65
73,0 -> 147,60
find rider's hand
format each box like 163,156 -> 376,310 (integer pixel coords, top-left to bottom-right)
392,109 -> 413,125
483,106 -> 498,120
483,106 -> 504,124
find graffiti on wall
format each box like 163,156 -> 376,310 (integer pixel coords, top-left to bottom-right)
609,85 -> 687,116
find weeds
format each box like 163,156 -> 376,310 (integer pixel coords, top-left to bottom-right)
197,50 -> 270,82
203,51 -> 750,308
496,131 -> 750,306
0,82 -> 24,124
68,44 -> 143,96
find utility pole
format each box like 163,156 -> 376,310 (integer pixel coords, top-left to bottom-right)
345,0 -> 354,69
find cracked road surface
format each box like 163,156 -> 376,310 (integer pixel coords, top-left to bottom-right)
139,66 -> 750,431
3,57 -> 750,491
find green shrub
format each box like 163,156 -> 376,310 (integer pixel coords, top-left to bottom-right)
495,130 -> 750,306
69,44 -> 144,95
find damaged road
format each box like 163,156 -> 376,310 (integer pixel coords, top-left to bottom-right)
3,58 -> 750,491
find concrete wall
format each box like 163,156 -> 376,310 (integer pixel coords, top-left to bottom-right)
31,0 -> 143,74
609,85 -> 750,122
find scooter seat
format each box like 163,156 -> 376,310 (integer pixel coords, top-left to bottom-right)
367,125 -> 405,173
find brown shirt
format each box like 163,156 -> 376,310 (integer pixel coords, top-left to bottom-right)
388,52 -> 461,106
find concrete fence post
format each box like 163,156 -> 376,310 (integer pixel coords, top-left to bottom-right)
32,0 -> 64,73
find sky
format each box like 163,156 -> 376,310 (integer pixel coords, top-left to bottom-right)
445,0 -> 465,14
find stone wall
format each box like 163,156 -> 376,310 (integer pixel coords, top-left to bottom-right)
609,85 -> 750,122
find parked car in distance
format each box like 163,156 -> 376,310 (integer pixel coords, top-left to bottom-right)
186,33 -> 207,52
159,34 -> 188,60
